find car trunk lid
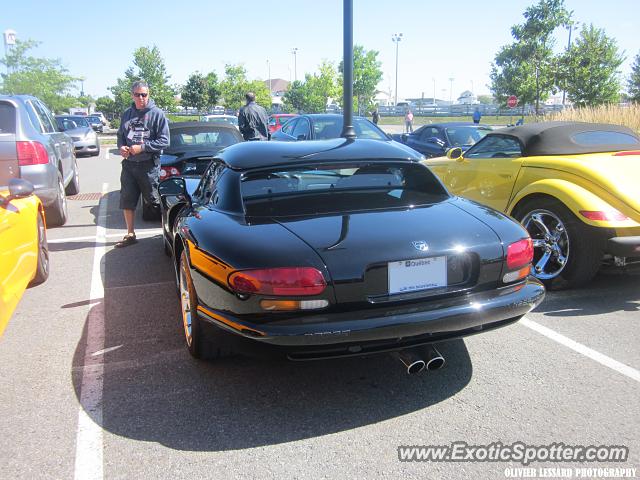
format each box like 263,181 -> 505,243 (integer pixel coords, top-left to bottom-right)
276,201 -> 504,304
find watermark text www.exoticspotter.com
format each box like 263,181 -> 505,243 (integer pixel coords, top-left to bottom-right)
397,442 -> 629,466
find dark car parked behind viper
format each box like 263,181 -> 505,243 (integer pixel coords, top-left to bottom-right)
271,114 -> 391,142
392,122 -> 492,158
160,122 -> 243,179
0,95 -> 79,226
158,138 -> 545,366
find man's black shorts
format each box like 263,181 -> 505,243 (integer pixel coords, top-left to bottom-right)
119,159 -> 160,210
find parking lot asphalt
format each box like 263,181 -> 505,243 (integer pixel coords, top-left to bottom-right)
0,147 -> 638,480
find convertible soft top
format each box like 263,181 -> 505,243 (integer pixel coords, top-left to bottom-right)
489,121 -> 640,156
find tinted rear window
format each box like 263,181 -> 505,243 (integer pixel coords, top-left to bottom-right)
241,162 -> 449,216
571,131 -> 639,146
0,103 -> 16,134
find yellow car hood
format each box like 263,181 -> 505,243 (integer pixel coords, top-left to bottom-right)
524,152 -> 640,217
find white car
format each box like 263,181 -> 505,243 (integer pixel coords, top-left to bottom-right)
201,114 -> 239,129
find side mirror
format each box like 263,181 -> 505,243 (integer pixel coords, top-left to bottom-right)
1,178 -> 35,205
159,176 -> 188,197
401,133 -> 408,142
446,147 -> 463,161
9,178 -> 35,199
159,177 -> 191,210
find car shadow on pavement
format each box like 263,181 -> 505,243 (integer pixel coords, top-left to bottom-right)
71,233 -> 473,452
536,271 -> 640,317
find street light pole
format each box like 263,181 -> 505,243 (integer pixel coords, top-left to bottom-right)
562,21 -> 579,107
432,78 -> 436,105
267,59 -> 272,93
392,33 -> 402,106
292,48 -> 298,81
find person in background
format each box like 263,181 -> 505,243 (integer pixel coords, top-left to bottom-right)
238,92 -> 270,141
473,107 -> 482,124
404,109 -> 414,133
115,80 -> 169,248
372,107 -> 380,125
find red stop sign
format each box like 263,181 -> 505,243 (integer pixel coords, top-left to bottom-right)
507,95 -> 518,108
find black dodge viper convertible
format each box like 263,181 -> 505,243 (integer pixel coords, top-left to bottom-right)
159,138 -> 545,364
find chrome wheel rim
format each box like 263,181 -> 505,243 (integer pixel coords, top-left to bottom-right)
179,261 -> 193,346
58,175 -> 67,215
521,208 -> 570,280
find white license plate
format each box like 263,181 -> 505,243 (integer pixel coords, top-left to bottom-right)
388,256 -> 447,294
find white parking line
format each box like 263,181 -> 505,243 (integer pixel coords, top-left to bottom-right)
48,229 -> 163,244
105,150 -> 109,160
520,317 -> 640,383
74,182 -> 108,480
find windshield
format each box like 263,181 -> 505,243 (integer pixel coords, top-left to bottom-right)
87,116 -> 100,123
67,117 -> 89,128
204,116 -> 238,126
444,126 -> 492,147
313,117 -> 387,140
241,161 -> 449,216
167,127 -> 239,153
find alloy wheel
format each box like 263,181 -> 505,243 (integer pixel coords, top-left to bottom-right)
521,208 -> 570,280
179,260 -> 193,346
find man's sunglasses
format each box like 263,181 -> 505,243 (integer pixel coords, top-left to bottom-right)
133,92 -> 148,98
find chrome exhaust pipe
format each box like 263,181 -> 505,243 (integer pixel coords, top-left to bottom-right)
393,350 -> 426,375
422,345 -> 445,371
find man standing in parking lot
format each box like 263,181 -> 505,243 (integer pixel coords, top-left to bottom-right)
238,92 -> 269,141
405,109 -> 414,133
115,80 -> 169,248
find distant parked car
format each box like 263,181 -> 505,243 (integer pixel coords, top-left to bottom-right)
0,94 -> 79,226
268,113 -> 297,134
55,115 -> 100,157
201,114 -> 239,129
160,122 -> 243,179
392,122 -> 492,158
85,115 -> 103,133
91,111 -> 108,126
270,114 -> 391,141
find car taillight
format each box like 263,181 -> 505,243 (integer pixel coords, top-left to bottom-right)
228,267 -> 326,296
507,238 -> 533,270
160,166 -> 181,179
580,210 -> 629,222
16,141 -> 49,166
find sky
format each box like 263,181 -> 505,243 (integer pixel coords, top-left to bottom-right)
2,0 -> 639,103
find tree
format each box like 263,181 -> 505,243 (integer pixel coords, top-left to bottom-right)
205,72 -> 221,107
626,52 -> 640,103
109,45 -> 176,115
181,72 -> 208,111
283,61 -> 338,113
490,0 -> 571,113
338,45 -> 383,115
95,96 -> 118,119
477,95 -> 494,105
219,64 -> 270,111
0,39 -> 78,113
282,80 -> 306,112
561,24 -> 624,107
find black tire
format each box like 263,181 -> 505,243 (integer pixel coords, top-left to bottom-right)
514,197 -> 605,289
65,160 -> 80,195
30,211 -> 50,286
178,251 -> 233,360
46,171 -> 68,227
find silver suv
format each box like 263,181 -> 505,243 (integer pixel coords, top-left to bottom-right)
0,95 -> 79,226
